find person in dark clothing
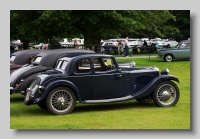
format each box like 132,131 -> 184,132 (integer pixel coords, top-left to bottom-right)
143,40 -> 148,47
10,44 -> 15,55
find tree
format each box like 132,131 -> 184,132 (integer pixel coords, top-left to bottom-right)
167,10 -> 190,41
10,10 -> 180,50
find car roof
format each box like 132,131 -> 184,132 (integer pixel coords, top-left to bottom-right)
36,48 -> 95,67
11,49 -> 50,65
180,40 -> 190,43
58,53 -> 114,61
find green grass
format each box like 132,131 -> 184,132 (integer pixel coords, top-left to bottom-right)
10,56 -> 190,129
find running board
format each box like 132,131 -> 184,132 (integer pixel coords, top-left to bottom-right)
83,95 -> 134,104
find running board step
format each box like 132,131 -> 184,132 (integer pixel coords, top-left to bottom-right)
83,95 -> 134,104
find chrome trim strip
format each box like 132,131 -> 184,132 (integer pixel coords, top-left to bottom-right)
84,95 -> 133,103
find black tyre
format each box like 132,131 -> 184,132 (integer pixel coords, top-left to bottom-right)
37,102 -> 47,109
46,87 -> 76,115
164,54 -> 173,62
152,81 -> 180,107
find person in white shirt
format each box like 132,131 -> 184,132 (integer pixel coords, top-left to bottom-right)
73,39 -> 80,49
123,37 -> 132,57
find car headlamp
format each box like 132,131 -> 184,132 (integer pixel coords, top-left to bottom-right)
161,68 -> 169,75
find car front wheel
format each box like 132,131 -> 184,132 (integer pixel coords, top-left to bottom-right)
164,54 -> 173,62
46,87 -> 76,115
152,81 -> 180,107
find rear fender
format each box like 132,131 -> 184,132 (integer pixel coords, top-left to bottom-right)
133,75 -> 179,99
37,80 -> 80,102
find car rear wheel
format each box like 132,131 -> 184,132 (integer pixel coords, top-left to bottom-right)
164,54 -> 173,62
46,87 -> 76,115
152,81 -> 180,107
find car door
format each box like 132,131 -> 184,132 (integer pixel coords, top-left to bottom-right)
177,42 -> 190,59
67,58 -> 93,100
92,57 -> 128,100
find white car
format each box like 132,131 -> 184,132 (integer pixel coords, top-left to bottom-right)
34,43 -> 44,49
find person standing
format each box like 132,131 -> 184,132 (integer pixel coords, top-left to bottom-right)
118,40 -> 123,55
73,38 -> 79,48
143,40 -> 148,47
123,37 -> 132,57
10,44 -> 15,55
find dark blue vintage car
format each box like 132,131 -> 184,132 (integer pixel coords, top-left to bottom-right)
24,53 -> 180,115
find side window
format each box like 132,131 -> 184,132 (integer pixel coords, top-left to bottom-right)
180,42 -> 190,48
75,58 -> 91,73
93,57 -> 116,72
186,42 -> 190,48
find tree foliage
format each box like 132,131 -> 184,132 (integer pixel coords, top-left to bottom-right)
10,10 -> 189,49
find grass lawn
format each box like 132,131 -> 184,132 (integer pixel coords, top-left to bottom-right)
10,56 -> 190,129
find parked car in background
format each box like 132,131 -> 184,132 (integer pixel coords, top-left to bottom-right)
10,49 -> 48,74
24,53 -> 180,115
10,48 -> 95,95
34,43 -> 44,49
157,40 -> 190,62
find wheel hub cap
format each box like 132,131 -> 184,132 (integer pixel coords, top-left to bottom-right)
57,97 -> 65,105
161,91 -> 171,101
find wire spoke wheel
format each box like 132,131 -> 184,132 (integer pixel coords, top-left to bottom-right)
51,90 -> 72,112
46,87 -> 76,115
152,81 -> 180,107
157,84 -> 176,105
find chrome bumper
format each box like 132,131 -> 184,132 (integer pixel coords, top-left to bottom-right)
10,87 -> 14,90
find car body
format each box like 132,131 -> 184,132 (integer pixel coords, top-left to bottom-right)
157,40 -> 190,62
10,49 -> 48,74
10,48 -> 95,95
24,53 -> 180,115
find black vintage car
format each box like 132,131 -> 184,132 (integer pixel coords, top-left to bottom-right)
10,49 -> 48,74
10,48 -> 95,95
24,53 -> 180,115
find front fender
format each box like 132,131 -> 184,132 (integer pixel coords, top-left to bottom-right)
133,74 -> 179,99
36,80 -> 81,102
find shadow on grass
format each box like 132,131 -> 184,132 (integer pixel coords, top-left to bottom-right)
73,101 -> 156,114
10,94 -> 24,103
150,59 -> 190,63
11,100 -> 157,116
